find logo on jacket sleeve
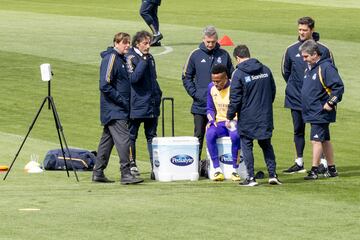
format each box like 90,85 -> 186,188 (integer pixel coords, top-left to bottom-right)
296,53 -> 301,57
201,59 -> 206,63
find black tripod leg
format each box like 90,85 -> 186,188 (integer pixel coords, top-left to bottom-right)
48,97 -> 79,182
3,97 -> 48,180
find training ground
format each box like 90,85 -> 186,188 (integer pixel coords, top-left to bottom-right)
0,1 -> 359,239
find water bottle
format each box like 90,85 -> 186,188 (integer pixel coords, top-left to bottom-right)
226,120 -> 237,131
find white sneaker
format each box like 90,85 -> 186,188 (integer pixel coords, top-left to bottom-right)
239,177 -> 258,187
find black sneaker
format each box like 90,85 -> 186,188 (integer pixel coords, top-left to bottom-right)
239,177 -> 258,187
129,161 -> 140,176
318,163 -> 328,175
151,33 -> 163,45
121,173 -> 144,185
92,175 -> 115,183
268,175 -> 282,185
283,163 -> 306,174
130,166 -> 140,176
304,170 -> 318,180
150,41 -> 161,47
324,168 -> 338,178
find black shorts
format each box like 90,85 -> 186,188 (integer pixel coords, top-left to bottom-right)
310,123 -> 330,142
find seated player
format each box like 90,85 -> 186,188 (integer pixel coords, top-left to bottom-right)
206,64 -> 241,181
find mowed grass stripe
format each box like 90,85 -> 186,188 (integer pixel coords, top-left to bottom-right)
261,0 -> 360,8
0,1 -> 359,239
0,0 -> 359,42
0,9 -> 359,163
1,10 -> 359,109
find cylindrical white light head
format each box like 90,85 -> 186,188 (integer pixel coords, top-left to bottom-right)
40,63 -> 52,81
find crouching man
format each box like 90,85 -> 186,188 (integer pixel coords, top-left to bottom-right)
206,64 -> 241,181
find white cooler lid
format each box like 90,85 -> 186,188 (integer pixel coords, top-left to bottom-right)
152,136 -> 199,145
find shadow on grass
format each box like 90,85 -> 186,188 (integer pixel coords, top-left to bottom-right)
337,165 -> 360,177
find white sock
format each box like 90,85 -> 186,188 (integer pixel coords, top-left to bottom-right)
233,168 -> 238,173
320,158 -> 328,168
215,167 -> 222,173
295,158 -> 303,167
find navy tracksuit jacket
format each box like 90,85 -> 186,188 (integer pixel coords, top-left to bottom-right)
182,42 -> 234,115
126,47 -> 162,119
99,47 -> 130,125
227,58 -> 277,178
301,58 -> 344,124
227,58 -> 276,140
282,33 -> 333,110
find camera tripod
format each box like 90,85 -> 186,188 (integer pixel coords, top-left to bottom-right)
3,81 -> 79,181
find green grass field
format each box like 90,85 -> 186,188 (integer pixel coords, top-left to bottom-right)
0,0 -> 359,239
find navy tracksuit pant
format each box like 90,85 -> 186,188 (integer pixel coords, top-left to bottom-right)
140,0 -> 159,33
241,135 -> 277,178
93,120 -> 131,176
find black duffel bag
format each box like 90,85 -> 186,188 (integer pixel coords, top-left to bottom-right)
43,148 -> 96,171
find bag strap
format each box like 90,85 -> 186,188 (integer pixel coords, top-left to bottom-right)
318,66 -> 331,96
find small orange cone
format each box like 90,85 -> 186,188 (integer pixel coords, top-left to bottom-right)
0,165 -> 9,172
218,35 -> 234,46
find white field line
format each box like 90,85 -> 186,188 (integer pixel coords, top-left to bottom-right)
0,46 -> 174,67
153,46 -> 174,56
0,132 -> 73,147
83,45 -> 174,64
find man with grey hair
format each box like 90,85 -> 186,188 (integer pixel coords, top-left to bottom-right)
182,26 -> 234,176
299,39 -> 344,180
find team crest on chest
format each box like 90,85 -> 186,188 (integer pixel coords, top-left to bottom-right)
217,57 -> 222,63
312,73 -> 317,80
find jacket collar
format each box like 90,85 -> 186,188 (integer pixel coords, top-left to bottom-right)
133,47 -> 143,57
